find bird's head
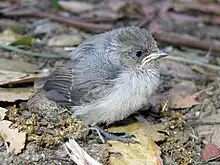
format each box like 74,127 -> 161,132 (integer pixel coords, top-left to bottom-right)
105,27 -> 167,70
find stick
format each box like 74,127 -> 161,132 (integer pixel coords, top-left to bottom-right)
2,9 -> 113,33
0,44 -> 69,59
168,12 -> 220,25
153,32 -> 220,53
165,55 -> 220,71
175,2 -> 220,15
64,138 -> 102,165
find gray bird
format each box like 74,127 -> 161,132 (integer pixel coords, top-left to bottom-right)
35,26 -> 167,142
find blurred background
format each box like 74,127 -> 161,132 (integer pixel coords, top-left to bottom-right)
1,0 -> 220,165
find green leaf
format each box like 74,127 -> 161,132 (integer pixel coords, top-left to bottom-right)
10,36 -> 36,46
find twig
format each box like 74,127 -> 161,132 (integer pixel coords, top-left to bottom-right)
4,141 -> 9,153
89,127 -> 105,143
175,2 -> 220,15
64,138 -> 102,165
168,12 -> 220,25
0,44 -> 69,59
206,155 -> 220,163
2,9 -> 113,33
165,55 -> 220,71
188,120 -> 220,126
153,32 -> 220,53
139,3 -> 157,28
188,133 -> 208,145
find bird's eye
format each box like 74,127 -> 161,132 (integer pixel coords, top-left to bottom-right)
136,51 -> 142,57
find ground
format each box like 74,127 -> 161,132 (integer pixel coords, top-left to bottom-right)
0,0 -> 220,165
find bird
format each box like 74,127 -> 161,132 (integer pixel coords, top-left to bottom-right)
35,26 -> 167,142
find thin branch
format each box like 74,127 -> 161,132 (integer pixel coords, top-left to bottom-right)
64,138 -> 102,165
168,12 -> 220,26
2,9 -> 113,33
175,2 -> 220,15
0,44 -> 69,59
165,55 -> 220,71
153,32 -> 220,53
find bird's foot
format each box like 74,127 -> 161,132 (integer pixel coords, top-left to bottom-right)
90,126 -> 138,144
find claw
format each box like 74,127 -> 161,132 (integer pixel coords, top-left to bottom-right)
90,126 -> 138,144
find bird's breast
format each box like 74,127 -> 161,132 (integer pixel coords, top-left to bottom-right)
121,68 -> 160,98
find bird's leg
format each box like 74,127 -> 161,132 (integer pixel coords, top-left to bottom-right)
89,126 -> 106,143
89,126 -> 137,144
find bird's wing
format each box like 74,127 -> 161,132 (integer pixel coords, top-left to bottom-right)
35,51 -> 119,106
36,61 -> 74,106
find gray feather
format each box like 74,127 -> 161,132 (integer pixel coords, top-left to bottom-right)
36,26 -> 162,125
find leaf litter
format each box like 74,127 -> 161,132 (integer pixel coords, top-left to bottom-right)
107,122 -> 166,165
0,107 -> 7,121
0,70 -> 38,86
0,120 -> 26,154
0,87 -> 34,102
47,34 -> 83,46
58,1 -> 95,14
0,29 -> 36,46
1,0 -> 220,164
168,80 -> 200,109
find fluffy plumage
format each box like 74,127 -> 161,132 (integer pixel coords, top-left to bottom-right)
35,26 -> 165,126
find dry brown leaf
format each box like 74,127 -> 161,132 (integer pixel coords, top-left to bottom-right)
58,1 -> 95,14
159,61 -> 205,80
0,107 -> 7,120
33,22 -> 63,35
0,58 -> 37,72
169,93 -> 200,109
202,143 -> 220,161
107,122 -> 166,165
0,120 -> 26,154
0,70 -> 38,86
47,34 -> 83,46
168,81 -> 201,109
0,87 -> 34,102
0,29 -> 21,45
196,108 -> 220,148
0,19 -> 24,33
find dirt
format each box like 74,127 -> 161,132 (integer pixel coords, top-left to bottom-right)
0,0 -> 220,164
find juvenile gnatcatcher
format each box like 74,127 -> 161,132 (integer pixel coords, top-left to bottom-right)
35,26 -> 167,142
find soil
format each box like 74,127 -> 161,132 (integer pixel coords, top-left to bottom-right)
0,0 -> 220,164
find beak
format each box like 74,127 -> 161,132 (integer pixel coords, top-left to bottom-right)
141,52 -> 168,66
